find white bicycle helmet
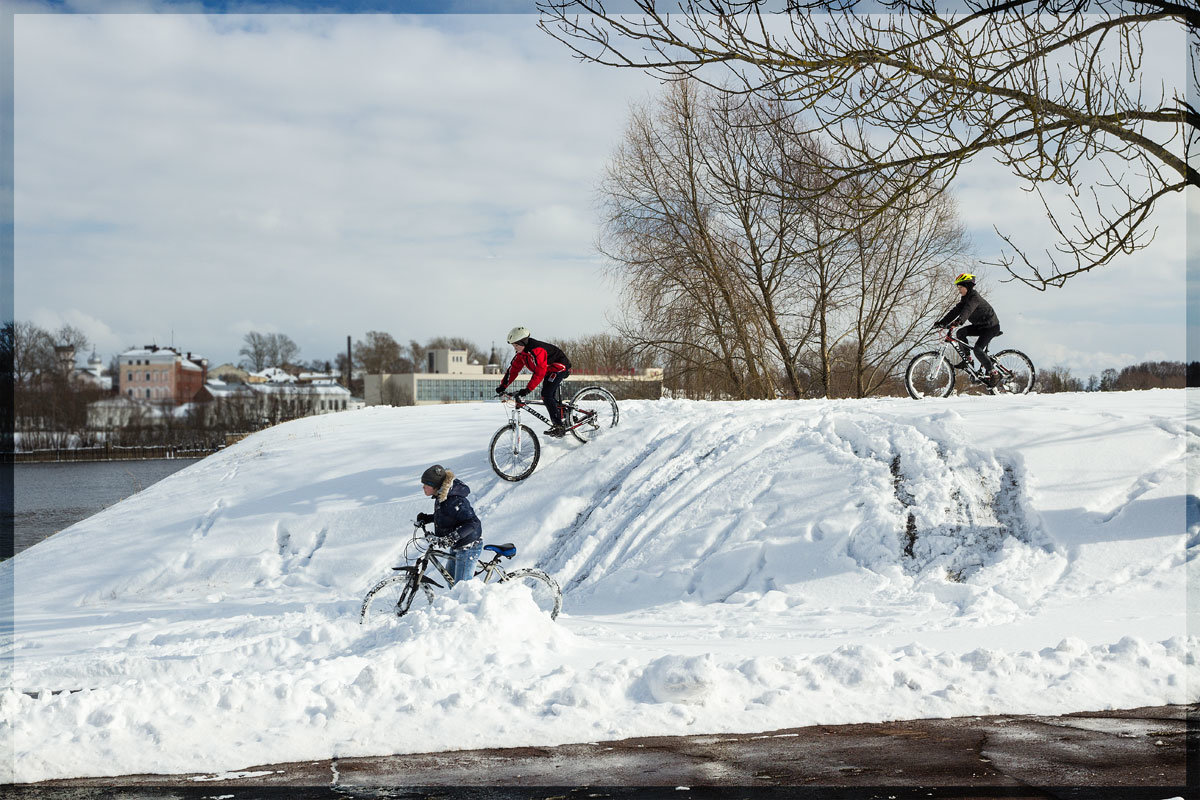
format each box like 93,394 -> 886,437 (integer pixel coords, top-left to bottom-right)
506,326 -> 530,344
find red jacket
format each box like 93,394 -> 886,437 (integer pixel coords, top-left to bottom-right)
501,338 -> 570,392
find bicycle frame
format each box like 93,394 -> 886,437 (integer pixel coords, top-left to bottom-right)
363,524 -> 562,622
932,326 -> 999,384
404,524 -> 512,590
499,393 -> 595,435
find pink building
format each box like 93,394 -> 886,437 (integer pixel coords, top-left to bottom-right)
119,346 -> 208,405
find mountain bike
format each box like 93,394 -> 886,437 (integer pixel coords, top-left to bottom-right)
360,522 -> 562,624
488,384 -> 619,482
905,325 -> 1036,399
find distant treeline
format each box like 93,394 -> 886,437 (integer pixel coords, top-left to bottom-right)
1038,361 -> 1193,393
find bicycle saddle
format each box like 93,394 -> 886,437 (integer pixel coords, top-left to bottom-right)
484,543 -> 517,558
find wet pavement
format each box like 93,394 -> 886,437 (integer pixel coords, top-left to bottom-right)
12,705 -> 1194,799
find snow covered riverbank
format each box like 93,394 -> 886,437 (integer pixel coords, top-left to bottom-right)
2,390 -> 1194,781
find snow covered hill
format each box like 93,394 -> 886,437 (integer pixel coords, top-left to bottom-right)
2,390 -> 1195,781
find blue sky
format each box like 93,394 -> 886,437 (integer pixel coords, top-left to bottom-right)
6,1 -> 1193,376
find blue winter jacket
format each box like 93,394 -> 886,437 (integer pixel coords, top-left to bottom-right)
431,473 -> 482,549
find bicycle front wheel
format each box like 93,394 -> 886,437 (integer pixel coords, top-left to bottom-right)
567,385 -> 619,443
360,570 -> 433,624
489,422 -> 541,481
991,349 -> 1036,395
905,351 -> 956,399
499,568 -> 562,620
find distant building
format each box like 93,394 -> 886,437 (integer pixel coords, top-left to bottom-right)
209,363 -> 250,383
198,375 -> 361,423
247,366 -> 295,384
365,348 -> 663,406
72,350 -> 112,391
119,346 -> 208,405
87,396 -> 149,429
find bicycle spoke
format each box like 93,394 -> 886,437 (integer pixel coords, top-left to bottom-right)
905,351 -> 955,398
991,350 -> 1036,395
489,423 -> 540,481
567,386 -> 619,443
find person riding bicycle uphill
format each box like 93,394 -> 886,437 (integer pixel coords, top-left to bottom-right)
495,326 -> 572,438
415,464 -> 483,584
933,273 -> 1002,386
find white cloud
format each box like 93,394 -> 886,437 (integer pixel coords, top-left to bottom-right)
14,13 -> 651,365
11,10 -> 1189,378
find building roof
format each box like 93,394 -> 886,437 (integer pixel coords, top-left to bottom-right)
205,379 -> 349,397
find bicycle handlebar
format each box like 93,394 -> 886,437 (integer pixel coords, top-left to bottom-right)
412,520 -> 453,547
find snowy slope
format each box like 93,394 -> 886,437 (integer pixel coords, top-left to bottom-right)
2,391 -> 1195,781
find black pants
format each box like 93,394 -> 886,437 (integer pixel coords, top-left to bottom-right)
541,370 -> 569,426
956,325 -> 1001,372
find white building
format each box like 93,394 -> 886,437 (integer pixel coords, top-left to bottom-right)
72,350 -> 113,391
201,376 -> 361,423
365,348 -> 663,406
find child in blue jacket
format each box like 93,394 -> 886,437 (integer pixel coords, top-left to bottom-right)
415,464 -> 482,584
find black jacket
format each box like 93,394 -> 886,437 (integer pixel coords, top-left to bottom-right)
936,288 -> 999,329
430,472 -> 482,549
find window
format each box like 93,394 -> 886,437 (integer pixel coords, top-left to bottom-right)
145,389 -> 151,398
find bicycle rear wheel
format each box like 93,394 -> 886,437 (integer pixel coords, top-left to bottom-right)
567,385 -> 619,443
360,570 -> 433,624
905,351 -> 956,399
498,568 -> 562,620
489,422 -> 540,481
991,349 -> 1036,395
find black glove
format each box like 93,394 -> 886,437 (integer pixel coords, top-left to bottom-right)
514,388 -> 530,398
495,384 -> 506,395
416,512 -> 434,525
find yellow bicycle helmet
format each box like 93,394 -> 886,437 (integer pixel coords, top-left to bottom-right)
954,272 -> 976,287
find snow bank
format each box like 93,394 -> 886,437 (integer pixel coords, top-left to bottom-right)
2,391 -> 1194,781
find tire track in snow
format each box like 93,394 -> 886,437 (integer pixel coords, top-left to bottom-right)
543,422 -> 707,590
549,413 -> 813,598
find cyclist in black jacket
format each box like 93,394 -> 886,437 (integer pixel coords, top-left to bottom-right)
495,326 -> 572,437
934,273 -> 1002,385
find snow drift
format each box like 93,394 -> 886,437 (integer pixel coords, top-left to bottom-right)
1,390 -> 1195,781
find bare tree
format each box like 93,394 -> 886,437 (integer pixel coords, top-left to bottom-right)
272,333 -> 300,368
600,80 -> 968,399
238,332 -> 272,372
239,331 -> 300,371
540,0 -> 1197,289
354,331 -> 411,374
9,321 -> 55,385
54,324 -> 90,360
841,182 -> 971,396
558,332 -> 659,373
600,81 -> 780,399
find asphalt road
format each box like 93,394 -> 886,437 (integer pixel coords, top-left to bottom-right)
13,705 -> 1194,800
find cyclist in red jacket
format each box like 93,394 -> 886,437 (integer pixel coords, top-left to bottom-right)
495,326 -> 572,437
